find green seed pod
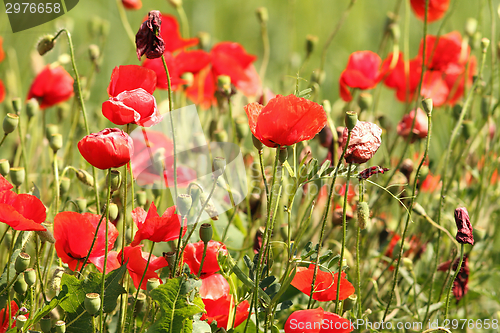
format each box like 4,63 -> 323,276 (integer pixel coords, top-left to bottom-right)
465,18 -> 478,37
3,113 -> 19,134
256,7 -> 268,23
11,98 -> 22,114
24,268 -> 37,286
26,98 -> 39,119
136,191 -> 147,207
37,35 -> 55,56
305,34 -> 318,56
55,320 -> 66,333
16,315 -> 27,329
135,292 -> 147,313
40,317 -> 52,333
108,170 -> 122,192
252,134 -> 263,151
147,278 -> 161,294
176,194 -> 192,217
358,93 -> 373,112
75,197 -> 87,212
181,72 -> 194,88
213,129 -> 228,142
15,252 -> 30,273
84,293 -> 101,315
421,98 -> 433,117
59,177 -> 71,197
217,75 -> 232,96
0,159 -> 10,177
14,275 -> 28,295
199,223 -> 213,243
412,202 -> 427,217
213,157 -> 226,178
345,111 -> 358,131
279,147 -> 288,164
49,133 -> 63,152
76,169 -> 94,187
357,202 -> 370,230
108,203 -> 119,221
45,124 -> 59,140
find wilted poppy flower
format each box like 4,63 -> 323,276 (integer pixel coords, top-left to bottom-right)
245,94 -> 326,148
136,10 -> 165,60
78,128 -> 133,170
54,211 -> 119,272
410,0 -> 450,22
118,245 -> 168,290
291,265 -> 355,302
454,207 -> 474,245
183,240 -> 228,276
107,65 -> 157,97
358,166 -> 389,180
122,0 -> 141,10
284,307 -> 353,333
102,88 -> 160,127
130,202 -> 184,246
339,51 -> 383,102
438,255 -> 469,303
0,301 -> 19,333
397,108 -> 428,141
26,65 -> 74,109
341,121 -> 382,164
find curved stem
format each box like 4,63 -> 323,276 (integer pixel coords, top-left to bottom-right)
176,5 -> 190,38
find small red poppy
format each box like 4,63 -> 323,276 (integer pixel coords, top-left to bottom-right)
183,240 -> 228,276
118,245 -> 168,290
0,37 -> 4,63
410,0 -> 450,23
397,108 -> 428,141
284,307 -> 353,333
54,211 -> 119,272
291,265 -> 355,302
420,172 -> 441,192
122,0 -> 141,10
130,202 -> 184,246
102,88 -> 160,127
107,65 -> 157,97
339,51 -> 383,102
341,121 -> 382,164
0,79 -> 5,104
245,94 -> 326,148
26,65 -> 74,109
159,14 -> 198,52
0,301 -> 19,333
78,128 -> 133,170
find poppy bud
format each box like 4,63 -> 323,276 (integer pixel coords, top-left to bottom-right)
46,124 -> 59,139
50,267 -> 65,291
197,31 -> 211,51
76,169 -> 94,187
181,72 -> 194,88
147,278 -> 161,293
40,317 -> 52,333
481,38 -> 490,53
213,129 -> 228,142
108,170 -> 122,192
0,159 -> 10,177
55,320 -> 66,333
26,98 -> 39,119
421,98 -> 433,117
176,194 -> 192,217
88,44 -> 100,63
37,35 -> 55,56
14,275 -> 28,295
217,75 -> 232,96
135,10 -> 165,60
167,0 -> 182,8
24,268 -> 36,286
59,177 -> 70,197
199,223 -> 213,243
136,190 -> 147,207
84,293 -> 101,315
357,202 -> 370,229
213,157 -> 226,178
49,133 -> 63,152
397,108 -> 428,142
256,7 -> 268,23
345,111 -> 358,132
412,202 -> 427,217
465,18 -> 478,37
402,257 -> 413,271
358,93 -> 373,112
75,197 -> 87,212
11,98 -> 22,114
36,224 -> 55,243
108,203 -> 119,221
305,34 -> 318,56
3,113 -> 19,134
252,134 -> 263,151
454,207 -> 474,245
235,117 -> 248,141
15,252 -> 30,274
10,167 -> 25,187
16,315 -> 27,329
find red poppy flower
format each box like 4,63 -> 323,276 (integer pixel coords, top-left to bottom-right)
438,255 -> 469,303
410,0 -> 450,22
397,108 -> 428,141
291,265 -> 355,302
341,121 -> 382,164
384,233 -> 401,258
102,88 -> 160,127
420,172 -> 441,192
0,37 -> 4,63
54,211 -> 119,272
183,240 -> 228,276
0,301 -> 19,333
284,308 -> 353,333
339,51 -> 383,101
0,79 -> 4,103
200,274 -> 230,300
118,245 -> 168,290
131,202 -> 184,246
158,14 -> 198,52
245,94 -> 326,148
107,65 -> 157,97
78,128 -> 133,170
26,65 -> 74,109
122,0 -> 141,10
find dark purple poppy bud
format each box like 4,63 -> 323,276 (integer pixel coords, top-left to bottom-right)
454,207 -> 474,245
135,10 -> 165,60
358,166 -> 389,180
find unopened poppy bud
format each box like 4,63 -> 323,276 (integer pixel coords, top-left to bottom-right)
11,98 -> 22,114
49,133 -> 63,152
37,35 -> 55,56
136,190 -> 147,207
278,147 -> 288,164
84,293 -> 101,315
197,31 -> 211,51
256,7 -> 268,23
0,159 -> 10,177
252,134 -> 263,151
15,252 -> 30,273
50,267 -> 65,291
75,197 -> 87,212
181,72 -> 194,88
55,320 -> 66,333
108,203 -> 119,221
356,93 -> 372,112
26,98 -> 39,119
167,0 -> 182,8
421,98 -> 433,117
46,124 -> 59,139
452,103 -> 462,120
88,44 -> 100,63
357,202 -> 370,229
147,278 -> 161,293
400,158 -> 414,180
461,120 -> 475,140
24,268 -> 36,286
163,251 -> 176,268
76,169 -> 94,187
402,257 -> 413,271
14,275 -> 28,295
213,129 -> 228,142
345,111 -> 358,131
16,315 -> 27,329
412,202 -> 427,217
217,75 -> 232,96
213,157 -> 226,178
59,177 -> 70,196
10,167 -> 25,187
199,223 -> 213,243
481,38 -> 490,53
36,224 -> 55,243
3,113 -> 19,134
108,169 -> 122,192
40,317 -> 52,333
465,18 -> 478,37
305,34 -> 318,56
455,207 -> 474,245
176,194 -> 192,217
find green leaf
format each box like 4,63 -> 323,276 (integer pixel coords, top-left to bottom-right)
23,295 -> 67,331
148,276 -> 205,333
192,319 -> 211,333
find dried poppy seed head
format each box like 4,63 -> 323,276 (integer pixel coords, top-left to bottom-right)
454,207 -> 474,245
